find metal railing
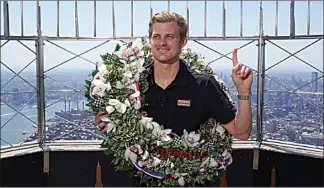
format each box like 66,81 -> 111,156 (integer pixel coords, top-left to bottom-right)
1,1 -> 323,166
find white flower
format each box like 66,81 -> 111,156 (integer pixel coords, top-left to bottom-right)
98,62 -> 109,76
215,125 -> 225,139
130,59 -> 145,81
124,144 -> 144,163
124,147 -> 137,163
122,76 -> 133,86
106,99 -> 127,114
139,117 -> 154,130
124,69 -> 133,78
124,98 -> 131,107
93,72 -> 105,83
152,127 -> 172,142
91,79 -> 111,97
222,149 -> 230,159
182,130 -> 200,147
100,117 -> 111,122
150,120 -> 172,141
132,38 -> 144,50
200,157 -> 218,169
209,158 -> 218,167
115,45 -> 127,59
93,62 -> 109,82
178,177 -> 185,186
129,91 -> 141,110
116,81 -> 124,89
143,38 -> 151,49
126,47 -> 134,57
139,156 -> 161,168
142,150 -> 149,161
131,144 -> 143,154
116,80 -> 136,91
106,106 -> 115,114
105,122 -> 117,134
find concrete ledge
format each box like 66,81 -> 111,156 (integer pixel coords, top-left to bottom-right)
1,140 -> 323,159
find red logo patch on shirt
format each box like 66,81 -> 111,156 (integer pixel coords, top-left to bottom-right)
177,99 -> 191,107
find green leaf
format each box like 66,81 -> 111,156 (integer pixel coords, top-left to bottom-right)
85,80 -> 91,85
91,69 -> 99,77
114,43 -> 121,52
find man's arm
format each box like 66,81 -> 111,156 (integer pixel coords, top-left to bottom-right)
223,48 -> 253,140
205,77 -> 252,140
205,49 -> 253,140
223,93 -> 252,140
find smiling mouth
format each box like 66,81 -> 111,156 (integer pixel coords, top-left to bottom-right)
158,48 -> 170,52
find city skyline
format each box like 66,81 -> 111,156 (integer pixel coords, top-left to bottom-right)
1,69 -> 323,147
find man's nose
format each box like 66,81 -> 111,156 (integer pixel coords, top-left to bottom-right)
159,38 -> 167,45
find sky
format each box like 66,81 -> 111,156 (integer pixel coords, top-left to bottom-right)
0,1 -> 323,75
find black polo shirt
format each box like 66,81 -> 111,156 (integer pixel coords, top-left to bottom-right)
143,60 -> 237,136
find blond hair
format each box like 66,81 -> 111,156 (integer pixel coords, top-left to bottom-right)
148,11 -> 188,42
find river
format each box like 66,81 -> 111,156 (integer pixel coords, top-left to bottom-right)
1,100 -> 89,146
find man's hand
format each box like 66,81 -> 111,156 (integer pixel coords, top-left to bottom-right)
95,112 -> 108,134
231,48 -> 253,94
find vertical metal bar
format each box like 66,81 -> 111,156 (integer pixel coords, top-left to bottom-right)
222,1 -> 226,38
43,146 -> 50,173
275,0 -> 278,36
57,0 -> 59,37
94,0 -> 96,37
36,4 -> 45,147
3,0 -> 10,37
290,0 -> 295,36
20,1 -> 24,36
307,0 -> 310,35
253,147 -> 260,169
112,0 -> 116,37
75,1 -> 79,38
254,2 -> 265,170
187,1 -> 189,37
131,0 -> 133,37
204,0 -> 207,37
36,0 -> 40,31
36,5 -> 50,173
168,0 -> 170,11
257,2 -> 265,146
240,0 -> 243,37
150,1 -> 153,18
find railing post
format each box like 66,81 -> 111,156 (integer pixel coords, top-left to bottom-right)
256,40 -> 265,144
254,1 -> 266,170
36,3 -> 45,146
3,0 -> 10,37
35,2 -> 50,174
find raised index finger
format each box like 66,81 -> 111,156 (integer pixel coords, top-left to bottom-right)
232,48 -> 238,66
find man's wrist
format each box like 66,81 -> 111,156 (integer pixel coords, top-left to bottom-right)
237,88 -> 252,100
237,88 -> 251,95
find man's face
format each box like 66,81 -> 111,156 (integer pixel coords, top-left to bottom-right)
149,21 -> 187,64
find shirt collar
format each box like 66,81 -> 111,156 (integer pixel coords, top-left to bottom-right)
145,59 -> 189,88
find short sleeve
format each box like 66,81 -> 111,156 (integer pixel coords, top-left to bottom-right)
204,76 -> 237,124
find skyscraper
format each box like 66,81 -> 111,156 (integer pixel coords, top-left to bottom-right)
311,72 -> 318,92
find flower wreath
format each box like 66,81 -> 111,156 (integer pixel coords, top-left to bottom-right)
85,38 -> 234,187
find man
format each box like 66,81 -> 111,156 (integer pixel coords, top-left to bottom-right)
96,11 -> 253,186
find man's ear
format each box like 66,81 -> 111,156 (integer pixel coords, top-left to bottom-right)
181,36 -> 188,48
